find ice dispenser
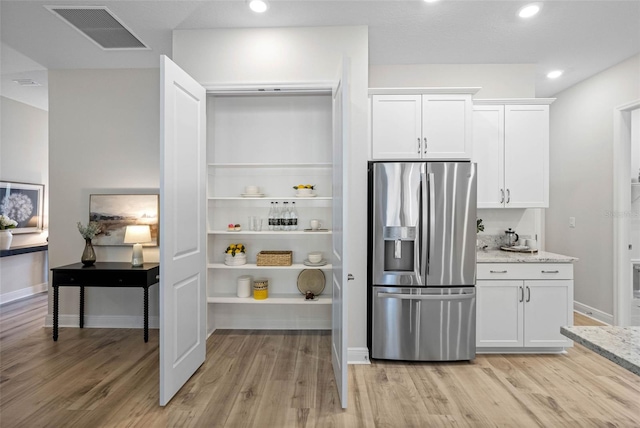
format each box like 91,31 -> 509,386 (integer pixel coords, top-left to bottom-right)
383,226 -> 416,272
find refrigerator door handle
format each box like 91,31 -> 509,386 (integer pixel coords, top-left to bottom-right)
428,172 -> 435,276
420,172 -> 428,282
377,292 -> 475,301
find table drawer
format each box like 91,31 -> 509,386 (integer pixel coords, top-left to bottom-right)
53,270 -> 152,287
477,263 -> 573,280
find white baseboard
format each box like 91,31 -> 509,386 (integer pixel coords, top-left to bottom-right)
574,301 -> 613,325
348,347 -> 371,364
0,283 -> 48,305
44,314 -> 159,329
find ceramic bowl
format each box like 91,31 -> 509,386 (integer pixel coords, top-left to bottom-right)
308,252 -> 323,263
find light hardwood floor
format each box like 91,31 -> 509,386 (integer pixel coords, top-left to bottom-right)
1,293 -> 638,427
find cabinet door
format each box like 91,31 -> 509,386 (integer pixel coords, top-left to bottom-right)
504,105 -> 549,208
473,105 -> 505,208
523,280 -> 573,347
371,95 -> 422,159
422,94 -> 472,160
476,280 -> 524,347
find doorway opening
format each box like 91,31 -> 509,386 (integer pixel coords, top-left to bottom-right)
613,100 -> 640,326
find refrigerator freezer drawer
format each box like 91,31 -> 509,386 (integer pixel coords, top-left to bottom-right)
371,286 -> 476,361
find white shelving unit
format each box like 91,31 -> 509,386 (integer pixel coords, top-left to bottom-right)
206,92 -> 334,331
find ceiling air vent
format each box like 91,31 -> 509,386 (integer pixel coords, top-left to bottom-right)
46,6 -> 148,50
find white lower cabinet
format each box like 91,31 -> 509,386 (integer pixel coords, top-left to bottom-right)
476,263 -> 574,351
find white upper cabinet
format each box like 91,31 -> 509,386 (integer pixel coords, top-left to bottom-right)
370,88 -> 479,160
473,99 -> 554,208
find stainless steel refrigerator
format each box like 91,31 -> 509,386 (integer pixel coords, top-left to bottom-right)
368,161 -> 477,361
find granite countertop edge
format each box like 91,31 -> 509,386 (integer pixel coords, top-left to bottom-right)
477,249 -> 578,263
560,326 -> 640,376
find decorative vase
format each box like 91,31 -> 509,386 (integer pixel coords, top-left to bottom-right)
0,230 -> 13,250
81,238 -> 96,266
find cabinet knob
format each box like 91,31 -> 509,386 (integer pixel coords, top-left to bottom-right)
417,138 -> 421,154
506,189 -> 511,204
489,270 -> 508,273
500,189 -> 505,204
541,270 -> 559,274
423,137 -> 427,154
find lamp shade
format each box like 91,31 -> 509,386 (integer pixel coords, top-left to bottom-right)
124,225 -> 151,244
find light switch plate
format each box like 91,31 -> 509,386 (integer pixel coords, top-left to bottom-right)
569,217 -> 576,228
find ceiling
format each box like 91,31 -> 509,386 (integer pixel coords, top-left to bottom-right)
1,0 -> 639,110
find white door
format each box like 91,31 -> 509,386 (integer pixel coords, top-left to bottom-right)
159,55 -> 207,406
371,94 -> 422,159
523,280 -> 572,347
332,58 -> 350,409
476,280 -> 524,347
422,94 -> 472,160
504,105 -> 549,208
473,105 -> 505,208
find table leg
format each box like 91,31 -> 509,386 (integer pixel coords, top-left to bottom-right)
79,286 -> 85,328
144,286 -> 149,342
53,285 -> 59,341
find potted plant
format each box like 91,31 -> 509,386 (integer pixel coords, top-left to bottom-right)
0,215 -> 18,250
77,221 -> 101,266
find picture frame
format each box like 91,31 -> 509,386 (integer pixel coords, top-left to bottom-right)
0,181 -> 44,234
89,194 -> 159,246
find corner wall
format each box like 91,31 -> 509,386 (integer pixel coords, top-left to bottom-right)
546,54 -> 640,320
48,68 -> 160,326
0,96 -> 49,303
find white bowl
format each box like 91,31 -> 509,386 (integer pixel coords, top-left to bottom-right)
245,185 -> 259,194
308,252 -> 323,263
297,188 -> 312,195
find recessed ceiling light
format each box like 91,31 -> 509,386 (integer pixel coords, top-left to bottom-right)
12,79 -> 41,87
547,70 -> 564,79
424,0 -> 441,3
518,3 -> 542,18
249,0 -> 268,13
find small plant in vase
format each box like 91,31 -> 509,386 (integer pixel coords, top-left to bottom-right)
77,221 -> 101,266
225,243 -> 247,266
0,215 -> 18,250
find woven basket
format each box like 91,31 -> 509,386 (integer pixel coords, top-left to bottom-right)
256,250 -> 292,266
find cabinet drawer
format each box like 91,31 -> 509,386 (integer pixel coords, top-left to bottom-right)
477,263 -> 573,280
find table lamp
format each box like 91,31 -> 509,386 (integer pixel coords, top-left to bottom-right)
124,225 -> 152,267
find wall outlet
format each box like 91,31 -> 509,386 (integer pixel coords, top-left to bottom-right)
569,217 -> 576,228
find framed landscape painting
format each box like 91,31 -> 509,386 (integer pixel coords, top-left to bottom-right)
89,194 -> 159,246
0,181 -> 44,234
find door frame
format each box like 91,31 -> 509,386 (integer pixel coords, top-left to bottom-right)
613,99 -> 640,326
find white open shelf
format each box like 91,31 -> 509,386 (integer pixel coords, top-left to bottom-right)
207,293 -> 332,304
208,196 -> 332,200
208,263 -> 332,270
208,162 -> 332,168
208,230 -> 332,235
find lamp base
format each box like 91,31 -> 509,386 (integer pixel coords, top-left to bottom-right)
131,243 -> 144,267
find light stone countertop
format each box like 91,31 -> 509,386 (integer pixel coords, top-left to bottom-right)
477,249 -> 578,263
560,326 -> 640,376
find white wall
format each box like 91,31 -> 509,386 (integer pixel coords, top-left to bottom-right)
546,54 -> 640,319
0,96 -> 49,303
370,64 -> 536,98
173,26 -> 370,354
48,68 -> 160,326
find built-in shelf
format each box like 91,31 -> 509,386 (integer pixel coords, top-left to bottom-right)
207,293 -> 332,304
209,230 -> 332,235
208,196 -> 332,201
208,163 -> 332,168
208,263 -> 332,270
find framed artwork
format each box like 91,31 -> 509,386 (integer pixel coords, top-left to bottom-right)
89,194 -> 159,246
0,181 -> 44,234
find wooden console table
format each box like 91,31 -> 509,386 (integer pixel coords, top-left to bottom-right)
50,262 -> 160,342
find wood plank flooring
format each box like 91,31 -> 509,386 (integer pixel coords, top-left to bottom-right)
1,293 -> 639,427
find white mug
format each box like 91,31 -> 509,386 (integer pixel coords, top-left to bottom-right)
525,239 -> 537,250
310,219 -> 321,230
